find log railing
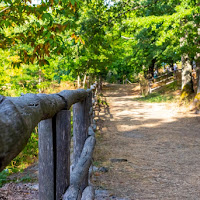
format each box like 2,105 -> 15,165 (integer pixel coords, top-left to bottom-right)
0,83 -> 98,200
148,70 -> 181,93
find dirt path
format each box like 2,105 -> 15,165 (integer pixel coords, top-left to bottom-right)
93,83 -> 200,200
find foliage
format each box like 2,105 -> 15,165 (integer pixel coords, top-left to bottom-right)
0,169 -> 10,187
105,0 -> 199,81
1,0 -> 199,85
0,0 -> 81,64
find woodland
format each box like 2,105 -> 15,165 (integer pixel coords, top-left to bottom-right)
0,0 -> 199,186
0,0 -> 199,96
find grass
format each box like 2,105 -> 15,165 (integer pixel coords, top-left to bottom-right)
0,170 -> 10,187
135,93 -> 175,103
135,81 -> 181,103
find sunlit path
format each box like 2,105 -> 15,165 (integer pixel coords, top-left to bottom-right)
94,83 -> 200,200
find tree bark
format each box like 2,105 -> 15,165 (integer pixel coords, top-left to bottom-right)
196,58 -> 200,94
181,53 -> 194,99
77,75 -> 81,88
195,28 -> 200,94
82,74 -> 87,89
149,58 -> 156,78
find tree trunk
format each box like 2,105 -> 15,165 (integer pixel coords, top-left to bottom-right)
87,75 -> 90,89
195,28 -> 200,94
77,75 -> 81,89
98,76 -> 103,91
149,58 -> 156,78
181,53 -> 194,99
196,57 -> 200,94
83,74 -> 87,89
170,60 -> 173,71
38,68 -> 42,93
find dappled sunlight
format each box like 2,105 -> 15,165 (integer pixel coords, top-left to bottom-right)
94,84 -> 200,199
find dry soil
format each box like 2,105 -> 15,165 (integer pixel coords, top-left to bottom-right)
93,83 -> 200,200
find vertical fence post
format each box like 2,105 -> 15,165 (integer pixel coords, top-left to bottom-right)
56,110 -> 71,200
38,110 -> 71,200
73,91 -> 92,191
88,91 -> 94,126
73,98 -> 87,166
87,91 -> 93,127
38,118 -> 55,200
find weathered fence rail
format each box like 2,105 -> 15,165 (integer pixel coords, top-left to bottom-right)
0,83 -> 98,200
148,70 -> 181,93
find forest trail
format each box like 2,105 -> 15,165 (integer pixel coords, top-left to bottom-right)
93,83 -> 200,200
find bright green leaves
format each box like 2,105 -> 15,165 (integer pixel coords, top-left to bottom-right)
102,0 -> 200,79
70,0 -> 76,6
0,0 -> 198,87
0,0 -> 84,67
42,13 -> 53,22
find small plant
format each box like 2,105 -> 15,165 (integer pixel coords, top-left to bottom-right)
0,169 -> 10,187
17,175 -> 33,183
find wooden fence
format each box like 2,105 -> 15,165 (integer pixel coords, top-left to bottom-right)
149,70 -> 181,93
0,83 -> 98,200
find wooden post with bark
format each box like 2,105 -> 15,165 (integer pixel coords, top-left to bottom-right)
38,118 -> 55,200
38,110 -> 71,200
0,83 -> 97,200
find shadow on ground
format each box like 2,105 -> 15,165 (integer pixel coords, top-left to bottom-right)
93,83 -> 200,200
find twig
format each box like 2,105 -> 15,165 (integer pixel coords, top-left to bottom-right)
0,7 -> 9,14
121,36 -> 134,40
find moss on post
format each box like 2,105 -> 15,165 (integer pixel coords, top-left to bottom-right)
180,81 -> 194,100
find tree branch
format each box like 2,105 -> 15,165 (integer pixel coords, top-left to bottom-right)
121,35 -> 134,40
0,7 -> 9,13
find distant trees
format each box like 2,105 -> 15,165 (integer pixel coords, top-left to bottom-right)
105,0 -> 199,98
0,0 -> 199,99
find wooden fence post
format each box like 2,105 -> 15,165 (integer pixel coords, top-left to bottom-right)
38,118 -> 55,200
73,91 -> 92,191
38,110 -> 71,200
73,99 -> 87,166
87,91 -> 93,127
56,110 -> 71,200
